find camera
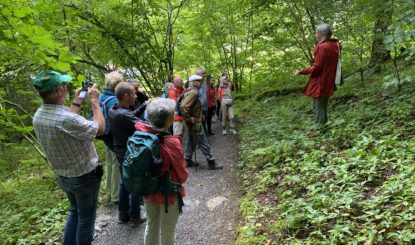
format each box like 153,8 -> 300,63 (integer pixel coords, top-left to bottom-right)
78,79 -> 94,99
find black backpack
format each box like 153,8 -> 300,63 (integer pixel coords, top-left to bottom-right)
175,93 -> 186,116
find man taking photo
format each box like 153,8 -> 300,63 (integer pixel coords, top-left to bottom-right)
32,70 -> 105,245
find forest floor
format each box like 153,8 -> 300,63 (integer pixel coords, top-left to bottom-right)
93,120 -> 242,245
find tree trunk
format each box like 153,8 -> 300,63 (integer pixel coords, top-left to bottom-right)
369,0 -> 393,72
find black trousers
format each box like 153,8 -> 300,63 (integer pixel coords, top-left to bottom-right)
207,107 -> 216,133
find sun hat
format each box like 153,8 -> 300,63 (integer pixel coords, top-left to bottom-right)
33,70 -> 72,93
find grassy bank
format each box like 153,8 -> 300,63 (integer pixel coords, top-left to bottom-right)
235,68 -> 415,244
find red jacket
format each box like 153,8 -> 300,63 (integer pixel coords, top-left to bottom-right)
300,39 -> 340,98
167,85 -> 185,122
207,84 -> 216,109
135,122 -> 188,205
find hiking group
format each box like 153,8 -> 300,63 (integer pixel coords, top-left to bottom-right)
32,23 -> 340,245
32,65 -> 236,245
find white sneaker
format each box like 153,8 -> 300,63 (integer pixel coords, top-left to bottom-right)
230,129 -> 237,134
222,129 -> 227,135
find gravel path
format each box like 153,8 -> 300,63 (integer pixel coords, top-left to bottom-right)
93,121 -> 241,245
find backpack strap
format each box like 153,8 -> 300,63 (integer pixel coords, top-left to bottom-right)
162,165 -> 184,214
159,138 -> 184,214
101,95 -> 117,109
336,42 -> 341,59
100,95 -> 117,134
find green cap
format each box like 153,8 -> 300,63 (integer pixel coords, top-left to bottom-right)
33,70 -> 72,93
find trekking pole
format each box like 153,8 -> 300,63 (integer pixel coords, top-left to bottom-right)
192,125 -> 198,172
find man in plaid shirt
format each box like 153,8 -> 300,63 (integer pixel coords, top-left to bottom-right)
32,70 -> 105,245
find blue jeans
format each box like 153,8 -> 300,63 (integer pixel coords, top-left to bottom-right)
117,157 -> 142,219
56,165 -> 103,245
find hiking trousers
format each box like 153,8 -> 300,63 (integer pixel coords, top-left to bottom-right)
144,200 -> 180,245
313,96 -> 329,124
105,147 -> 120,203
221,102 -> 234,128
183,124 -> 214,161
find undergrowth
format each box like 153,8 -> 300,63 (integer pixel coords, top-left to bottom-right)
235,67 -> 415,244
0,140 -> 108,244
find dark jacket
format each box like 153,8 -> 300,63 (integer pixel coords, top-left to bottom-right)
131,91 -> 149,111
108,103 -> 146,159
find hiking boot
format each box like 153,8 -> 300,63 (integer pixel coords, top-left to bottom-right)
129,212 -> 147,228
118,213 -> 130,224
207,159 -> 223,170
222,129 -> 227,135
229,128 -> 237,134
186,159 -> 199,168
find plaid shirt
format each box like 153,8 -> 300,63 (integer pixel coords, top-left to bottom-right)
33,104 -> 99,177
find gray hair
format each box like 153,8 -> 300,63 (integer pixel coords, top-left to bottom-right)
146,98 -> 175,128
115,82 -> 134,101
127,78 -> 140,86
316,23 -> 332,37
105,71 -> 124,90
195,67 -> 205,76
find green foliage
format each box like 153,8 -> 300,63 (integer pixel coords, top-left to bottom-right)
382,0 -> 415,89
0,140 -> 109,244
236,68 -> 415,244
0,143 -> 66,244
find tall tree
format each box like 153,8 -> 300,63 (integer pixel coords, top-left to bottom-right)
369,0 -> 393,71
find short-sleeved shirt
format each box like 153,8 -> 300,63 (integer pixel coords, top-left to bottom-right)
33,104 -> 99,177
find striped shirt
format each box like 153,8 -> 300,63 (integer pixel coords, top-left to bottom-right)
33,104 -> 99,177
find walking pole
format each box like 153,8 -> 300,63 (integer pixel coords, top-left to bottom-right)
192,124 -> 198,171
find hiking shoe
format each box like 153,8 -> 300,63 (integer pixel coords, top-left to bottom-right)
222,130 -> 227,135
230,129 -> 237,134
129,214 -> 147,228
118,214 -> 130,224
207,159 -> 223,170
186,159 -> 200,168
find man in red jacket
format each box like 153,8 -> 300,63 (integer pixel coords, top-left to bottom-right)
295,23 -> 341,124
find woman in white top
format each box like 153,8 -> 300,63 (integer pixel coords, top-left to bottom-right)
218,76 -> 236,135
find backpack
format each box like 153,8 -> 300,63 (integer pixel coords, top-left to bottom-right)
95,95 -> 116,143
335,42 -> 344,86
176,88 -> 200,116
175,93 -> 186,116
122,131 -> 184,213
